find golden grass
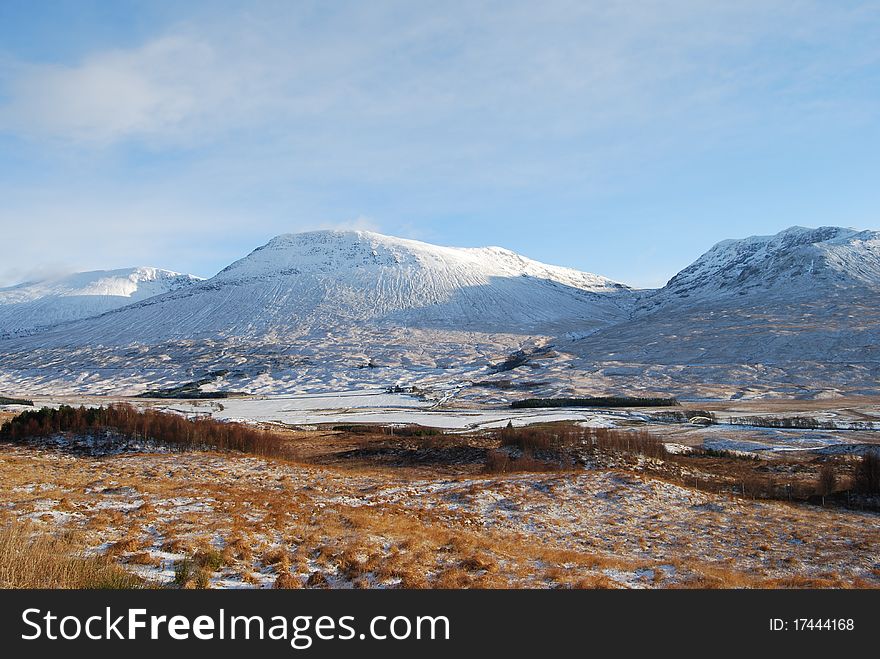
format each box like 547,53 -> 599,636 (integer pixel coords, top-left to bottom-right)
1,435 -> 878,590
0,520 -> 146,589
273,570 -> 301,589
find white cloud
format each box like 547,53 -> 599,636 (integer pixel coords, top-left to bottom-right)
0,1 -> 877,287
0,36 -> 231,144
2,1 -> 874,148
317,216 -> 381,233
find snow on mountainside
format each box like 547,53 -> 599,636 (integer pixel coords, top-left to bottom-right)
0,231 -> 636,396
0,267 -> 202,336
565,226 -> 880,398
204,230 -> 634,328
645,226 -> 880,308
218,231 -> 627,295
24,230 -> 635,343
3,225 -> 880,400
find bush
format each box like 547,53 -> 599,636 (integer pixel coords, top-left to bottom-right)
173,558 -> 194,586
727,415 -> 832,430
854,451 -> 880,494
483,423 -> 666,472
816,464 -> 837,497
483,449 -> 560,474
589,427 -> 667,460
193,549 -> 225,571
173,557 -> 212,589
498,426 -> 555,452
0,396 -> 33,406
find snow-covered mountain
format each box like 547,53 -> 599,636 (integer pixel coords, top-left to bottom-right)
0,267 -> 202,336
566,226 -> 880,398
0,231 -> 635,395
644,226 -> 880,309
2,225 -> 880,400
205,230 -> 634,330
15,231 -> 634,343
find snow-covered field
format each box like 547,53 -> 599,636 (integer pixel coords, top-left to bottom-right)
157,390 -> 640,430
3,385 -> 879,589
9,388 -> 880,458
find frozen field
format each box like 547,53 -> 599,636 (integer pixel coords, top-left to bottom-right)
7,390 -> 880,455
149,389 -> 644,430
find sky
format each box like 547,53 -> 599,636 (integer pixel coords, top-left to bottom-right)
0,0 -> 878,289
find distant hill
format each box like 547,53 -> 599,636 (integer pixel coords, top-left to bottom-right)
0,267 -> 202,336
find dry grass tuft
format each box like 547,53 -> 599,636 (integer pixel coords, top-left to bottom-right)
106,536 -> 144,556
306,572 -> 329,588
261,546 -> 289,566
0,521 -> 145,588
273,571 -> 301,589
126,551 -> 161,566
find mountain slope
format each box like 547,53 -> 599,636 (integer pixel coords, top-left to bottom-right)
0,231 -> 635,395
643,226 -> 880,310
0,267 -> 202,336
23,230 -> 635,343
566,226 -> 880,397
3,226 -> 880,400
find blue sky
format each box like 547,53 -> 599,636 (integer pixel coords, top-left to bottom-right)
1,0 -> 878,288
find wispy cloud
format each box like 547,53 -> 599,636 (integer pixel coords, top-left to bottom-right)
4,2 -> 874,148
0,36 -> 222,144
0,1 -> 877,287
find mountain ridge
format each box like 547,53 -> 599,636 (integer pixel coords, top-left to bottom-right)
644,225 -> 880,310
0,266 -> 202,336
1,225 -> 879,399
10,229 -> 635,344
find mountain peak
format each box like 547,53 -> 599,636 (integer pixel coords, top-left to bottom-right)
0,266 -> 202,335
711,225 -> 859,251
264,228 -> 391,247
4,231 -> 635,351
657,225 -> 880,304
217,230 -> 631,293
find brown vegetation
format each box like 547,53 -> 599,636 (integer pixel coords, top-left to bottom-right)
484,424 -> 667,473
0,520 -> 145,588
1,407 -> 878,590
854,451 -> 880,493
816,463 -> 837,497
0,404 -> 297,460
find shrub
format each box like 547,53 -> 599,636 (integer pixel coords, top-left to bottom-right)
483,449 -> 560,474
173,557 -> 212,589
193,549 -> 225,571
816,463 -> 837,497
854,451 -> 880,494
498,426 -> 555,452
273,571 -> 301,589
727,415 -> 833,430
589,427 -> 667,460
173,558 -> 194,586
483,423 -> 666,472
0,396 -> 33,406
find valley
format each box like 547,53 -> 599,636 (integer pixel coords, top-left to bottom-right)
2,394 -> 879,589
2,226 -> 880,589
